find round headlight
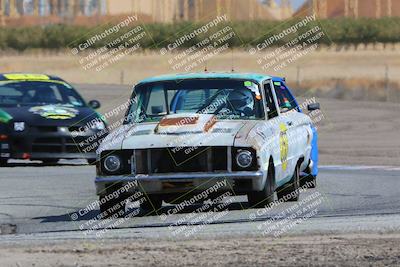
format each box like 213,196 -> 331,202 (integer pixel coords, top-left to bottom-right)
236,150 -> 253,168
104,155 -> 121,173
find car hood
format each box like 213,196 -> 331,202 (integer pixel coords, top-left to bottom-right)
99,114 -> 260,152
0,105 -> 100,126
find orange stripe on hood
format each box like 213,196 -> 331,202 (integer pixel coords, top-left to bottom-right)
159,116 -> 199,126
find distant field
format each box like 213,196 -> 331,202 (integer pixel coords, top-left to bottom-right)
1,50 -> 399,101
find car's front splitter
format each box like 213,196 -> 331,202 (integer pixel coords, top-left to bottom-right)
95,171 -> 265,196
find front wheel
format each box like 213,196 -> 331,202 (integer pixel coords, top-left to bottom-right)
140,195 -> 162,212
277,164 -> 300,202
41,159 -> 59,165
99,195 -> 127,219
0,158 -> 7,167
87,159 -> 97,165
248,160 -> 275,208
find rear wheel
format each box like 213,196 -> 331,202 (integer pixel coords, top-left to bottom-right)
277,164 -> 300,202
248,160 -> 275,208
302,174 -> 316,188
301,166 -> 316,188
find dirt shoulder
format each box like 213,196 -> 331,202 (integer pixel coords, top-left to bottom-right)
313,98 -> 400,166
1,233 -> 399,266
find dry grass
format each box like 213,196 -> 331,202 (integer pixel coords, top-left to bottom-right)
0,49 -> 399,101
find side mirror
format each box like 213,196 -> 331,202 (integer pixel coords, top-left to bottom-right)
88,100 -> 101,109
307,103 -> 320,111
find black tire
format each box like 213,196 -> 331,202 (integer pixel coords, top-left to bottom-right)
87,159 -> 97,165
99,194 -> 127,219
277,163 -> 300,202
41,159 -> 59,164
248,160 -> 275,208
0,158 -> 7,166
140,195 -> 162,212
302,174 -> 317,188
300,165 -> 317,188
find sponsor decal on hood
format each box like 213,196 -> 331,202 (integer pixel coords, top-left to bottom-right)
29,105 -> 79,120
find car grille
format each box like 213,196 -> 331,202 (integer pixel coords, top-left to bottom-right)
36,126 -> 58,133
32,137 -> 63,153
31,136 -> 96,153
133,147 -> 229,174
65,137 -> 89,153
68,126 -> 82,132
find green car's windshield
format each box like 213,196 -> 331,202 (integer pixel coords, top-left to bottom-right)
0,81 -> 86,107
125,79 -> 264,124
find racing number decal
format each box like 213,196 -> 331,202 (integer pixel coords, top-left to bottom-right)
279,123 -> 289,171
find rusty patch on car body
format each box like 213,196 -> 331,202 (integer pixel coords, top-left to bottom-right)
203,115 -> 217,132
159,116 -> 199,126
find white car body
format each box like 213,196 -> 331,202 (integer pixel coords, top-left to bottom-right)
95,73 -> 314,207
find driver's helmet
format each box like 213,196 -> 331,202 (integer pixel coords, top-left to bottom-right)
227,89 -> 255,114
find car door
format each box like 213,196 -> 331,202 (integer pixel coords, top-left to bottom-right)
261,80 -> 289,185
271,80 -> 300,181
281,83 -> 319,177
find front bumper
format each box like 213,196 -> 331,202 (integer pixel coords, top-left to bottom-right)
95,171 -> 265,196
0,127 -> 106,160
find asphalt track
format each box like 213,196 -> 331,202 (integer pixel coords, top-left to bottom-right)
0,162 -> 400,241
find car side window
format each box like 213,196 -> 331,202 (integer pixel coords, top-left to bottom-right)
263,82 -> 278,119
273,82 -> 296,113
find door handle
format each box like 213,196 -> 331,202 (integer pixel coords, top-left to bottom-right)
287,121 -> 293,126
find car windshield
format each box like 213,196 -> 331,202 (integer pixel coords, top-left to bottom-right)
125,79 -> 264,124
0,81 -> 86,107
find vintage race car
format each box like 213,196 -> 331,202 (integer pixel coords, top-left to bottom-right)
95,72 -> 320,217
0,73 -> 108,165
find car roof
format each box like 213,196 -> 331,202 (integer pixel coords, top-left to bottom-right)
138,72 -> 280,85
0,73 -> 65,82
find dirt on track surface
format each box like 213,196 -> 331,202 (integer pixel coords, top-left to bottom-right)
315,98 -> 400,166
1,234 -> 400,267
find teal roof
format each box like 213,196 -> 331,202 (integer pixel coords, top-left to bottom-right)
138,72 -> 273,85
